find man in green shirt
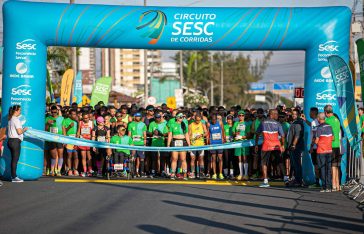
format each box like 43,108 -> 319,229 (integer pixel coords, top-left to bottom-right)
223,115 -> 235,179
110,125 -> 133,176
324,105 -> 341,191
62,109 -> 79,176
148,113 -> 169,177
128,112 -> 147,177
232,110 -> 251,181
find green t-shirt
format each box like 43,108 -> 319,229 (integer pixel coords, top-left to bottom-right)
224,124 -> 233,142
110,135 -> 132,154
128,121 -> 147,146
110,117 -> 117,123
169,121 -> 188,136
325,115 -> 341,148
360,115 -> 364,133
45,116 -> 64,134
148,121 -> 168,147
62,118 -> 77,136
232,121 -> 251,140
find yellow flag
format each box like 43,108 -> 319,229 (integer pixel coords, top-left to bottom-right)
60,69 -> 75,106
166,96 -> 176,109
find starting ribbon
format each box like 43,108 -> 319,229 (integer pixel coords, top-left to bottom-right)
25,129 -> 261,152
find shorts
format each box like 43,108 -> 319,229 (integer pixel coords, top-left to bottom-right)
171,139 -> 188,147
191,150 -> 204,157
235,147 -> 250,156
67,149 -> 77,153
48,142 -> 63,150
311,149 -> 317,165
112,152 -> 128,164
261,150 -> 281,166
210,149 -> 223,155
66,144 -> 75,150
331,147 -> 342,167
133,150 -> 145,159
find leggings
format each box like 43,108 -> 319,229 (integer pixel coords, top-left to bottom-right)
7,138 -> 21,178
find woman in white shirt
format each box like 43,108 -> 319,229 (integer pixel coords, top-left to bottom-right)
7,105 -> 28,183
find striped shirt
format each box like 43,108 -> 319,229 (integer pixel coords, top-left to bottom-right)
257,118 -> 284,151
315,123 -> 333,154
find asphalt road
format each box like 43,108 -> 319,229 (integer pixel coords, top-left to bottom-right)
0,178 -> 363,234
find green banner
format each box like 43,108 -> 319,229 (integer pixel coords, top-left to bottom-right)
356,39 -> 364,102
90,77 -> 112,107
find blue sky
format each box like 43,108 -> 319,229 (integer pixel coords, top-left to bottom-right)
1,0 -> 361,86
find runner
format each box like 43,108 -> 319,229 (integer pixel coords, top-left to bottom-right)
250,108 -> 264,179
62,109 -> 79,176
223,115 -> 235,179
128,112 -> 147,177
92,116 -> 112,177
110,125 -> 133,177
188,112 -> 208,179
77,112 -> 94,177
255,109 -> 285,188
167,112 -> 191,180
120,105 -> 132,126
279,113 -> 291,183
232,110 -> 251,181
208,114 -> 225,180
45,105 -> 64,176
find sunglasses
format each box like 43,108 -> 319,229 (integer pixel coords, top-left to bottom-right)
238,114 -> 245,116
116,115 -> 122,117
51,111 -> 58,114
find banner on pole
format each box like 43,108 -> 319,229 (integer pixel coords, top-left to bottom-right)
328,55 -> 361,157
90,77 -> 112,107
356,39 -> 364,102
72,71 -> 83,107
60,69 -> 75,106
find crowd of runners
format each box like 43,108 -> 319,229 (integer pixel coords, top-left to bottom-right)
42,101 -> 348,190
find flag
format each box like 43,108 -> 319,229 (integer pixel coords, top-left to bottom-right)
356,39 -> 364,102
60,69 -> 75,106
328,55 -> 361,157
90,77 -> 112,107
72,71 -> 83,107
46,69 -> 55,103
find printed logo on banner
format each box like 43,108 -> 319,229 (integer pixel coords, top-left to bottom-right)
316,89 -> 337,101
16,39 -> 37,50
334,65 -> 350,85
318,40 -> 339,62
10,85 -> 32,105
94,84 -> 110,93
15,62 -> 28,74
314,66 -> 333,83
136,10 -> 167,45
12,38 -> 37,78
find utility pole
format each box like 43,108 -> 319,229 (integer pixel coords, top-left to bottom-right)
210,53 -> 214,106
70,0 -> 77,73
179,50 -> 183,89
143,0 -> 148,107
220,52 -> 224,106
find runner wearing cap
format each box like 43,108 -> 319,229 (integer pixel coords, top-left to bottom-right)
110,125 -> 133,177
92,116 -> 111,177
188,112 -> 208,179
167,112 -> 191,180
148,112 -> 168,177
128,112 -> 147,177
77,112 -> 94,177
233,110 -> 251,181
223,115 -> 235,179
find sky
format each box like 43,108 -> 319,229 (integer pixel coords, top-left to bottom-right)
1,0 -> 361,86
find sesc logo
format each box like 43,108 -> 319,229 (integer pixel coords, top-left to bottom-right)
319,40 -> 339,52
11,85 -> 32,96
320,66 -> 332,79
16,39 -> 37,50
95,85 -> 109,93
316,89 -> 336,101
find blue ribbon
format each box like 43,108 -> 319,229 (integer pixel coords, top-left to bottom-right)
25,129 -> 261,152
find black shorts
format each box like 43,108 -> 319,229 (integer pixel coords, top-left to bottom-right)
311,149 -> 318,166
331,147 -> 342,167
171,139 -> 188,147
261,150 -> 281,166
48,142 -> 63,150
210,150 -> 223,155
191,150 -> 204,157
112,152 -> 128,164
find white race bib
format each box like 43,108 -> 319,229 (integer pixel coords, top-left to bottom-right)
237,125 -> 245,131
212,133 -> 221,140
226,136 -> 232,142
133,135 -> 142,142
113,164 -> 123,171
69,134 -> 76,138
81,127 -> 90,135
175,140 -> 183,147
192,133 -> 200,139
97,136 -> 106,142
50,127 -> 58,134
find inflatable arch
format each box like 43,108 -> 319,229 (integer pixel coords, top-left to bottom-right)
1,1 -> 351,180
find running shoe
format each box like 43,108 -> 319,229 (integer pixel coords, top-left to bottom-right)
212,174 -> 217,180
218,174 -> 224,180
141,173 -> 147,178
320,189 -> 332,193
49,171 -> 54,177
136,173 -> 141,178
68,170 -> 73,176
236,175 -> 243,181
259,182 -> 270,188
96,173 -> 103,178
183,173 -> 188,180
243,175 -> 249,181
46,169 -> 50,176
205,173 -> 210,179
12,177 -> 24,183
189,172 -> 195,179
176,173 -> 184,180
121,171 -> 127,177
73,170 -> 79,176
170,173 -> 176,180
229,174 -> 235,180
81,172 -> 87,178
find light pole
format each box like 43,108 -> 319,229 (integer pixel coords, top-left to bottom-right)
179,50 -> 183,89
210,53 -> 214,106
143,0 -> 148,107
220,52 -> 224,106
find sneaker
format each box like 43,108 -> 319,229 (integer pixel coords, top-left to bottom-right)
141,173 -> 147,178
68,170 -> 73,176
96,173 -> 103,178
229,174 -> 235,180
212,174 -> 217,180
49,171 -> 54,177
199,173 -> 205,179
0,181 -> 3,186
81,172 -> 87,178
236,175 -> 243,181
218,174 -> 224,180
177,173 -> 184,180
205,173 -> 210,179
12,177 -> 24,183
259,182 -> 270,188
46,169 -> 50,176
243,175 -> 249,181
183,173 -> 188,180
73,170 -> 79,176
136,173 -> 141,178
189,172 -> 195,179
320,189 -> 332,193
170,173 -> 176,180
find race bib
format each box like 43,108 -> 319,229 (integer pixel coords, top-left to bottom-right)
175,140 -> 183,147
97,136 -> 106,142
50,127 -> 58,134
81,127 -> 90,135
192,133 -> 200,139
212,133 -> 222,140
237,125 -> 245,131
226,136 -> 232,142
114,164 -> 123,171
133,135 -> 142,142
69,134 -> 76,138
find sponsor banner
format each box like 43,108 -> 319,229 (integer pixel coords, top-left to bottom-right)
328,55 -> 361,157
72,71 -> 83,106
90,77 -> 112,107
60,69 -> 75,106
249,83 -> 266,94
355,39 -> 364,102
25,128 -> 261,152
10,84 -> 32,106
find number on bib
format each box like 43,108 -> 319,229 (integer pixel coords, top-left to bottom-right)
50,127 -> 58,134
175,140 -> 183,147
